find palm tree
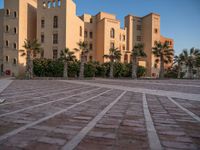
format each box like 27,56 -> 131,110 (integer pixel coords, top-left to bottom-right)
103,47 -> 121,78
74,41 -> 91,79
20,39 -> 42,79
60,48 -> 76,79
131,43 -> 147,79
195,56 -> 200,78
152,41 -> 174,79
173,54 -> 184,79
181,48 -> 200,78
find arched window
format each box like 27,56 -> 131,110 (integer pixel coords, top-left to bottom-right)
80,26 -> 82,37
124,54 -> 128,63
6,25 -> 9,32
14,27 -> 16,34
47,1 -> 51,8
110,28 -> 115,38
53,16 -> 58,28
58,0 -> 61,7
13,43 -> 17,49
13,58 -> 17,65
6,56 -> 9,62
14,11 -> 17,18
6,40 -> 9,47
43,2 -> 46,8
6,9 -> 10,16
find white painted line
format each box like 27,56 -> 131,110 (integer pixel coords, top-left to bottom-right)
0,80 -> 13,94
96,78 -> 200,88
168,97 -> 200,122
0,86 -> 85,106
2,85 -> 84,99
0,87 -> 101,118
0,89 -> 112,143
61,80 -> 200,101
61,91 -> 126,150
143,93 -> 162,150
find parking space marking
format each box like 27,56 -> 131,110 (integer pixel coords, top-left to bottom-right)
62,80 -> 200,101
0,87 -> 100,117
0,80 -> 13,94
61,91 -> 126,150
0,89 -> 112,143
143,93 -> 162,150
0,86 -> 85,106
168,97 -> 200,122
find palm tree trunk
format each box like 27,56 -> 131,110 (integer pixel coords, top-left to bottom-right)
188,66 -> 193,79
132,57 -> 137,79
26,50 -> 31,80
79,55 -> 85,79
159,55 -> 165,79
109,61 -> 114,78
63,61 -> 68,79
197,67 -> 200,79
177,63 -> 181,79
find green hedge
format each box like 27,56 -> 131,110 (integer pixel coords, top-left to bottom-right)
33,58 -> 146,78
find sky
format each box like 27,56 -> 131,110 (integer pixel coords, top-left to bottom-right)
0,0 -> 200,55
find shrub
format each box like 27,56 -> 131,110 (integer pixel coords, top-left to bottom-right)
33,58 -> 147,78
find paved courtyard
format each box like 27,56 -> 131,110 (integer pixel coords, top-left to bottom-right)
0,78 -> 199,150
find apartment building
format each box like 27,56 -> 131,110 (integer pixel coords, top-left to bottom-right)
1,0 -> 37,76
0,0 -> 173,77
125,14 -> 174,77
0,9 -> 3,75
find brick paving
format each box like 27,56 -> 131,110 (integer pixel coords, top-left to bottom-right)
0,79 -> 199,150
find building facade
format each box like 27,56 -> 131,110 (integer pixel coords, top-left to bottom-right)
0,0 -> 173,77
125,14 -> 174,77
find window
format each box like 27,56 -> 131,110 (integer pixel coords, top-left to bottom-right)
84,30 -> 88,38
110,28 -> 115,38
5,25 -> 9,32
169,41 -> 172,45
154,28 -> 158,34
48,1 -> 51,8
89,56 -> 93,61
58,0 -> 61,7
89,32 -> 93,39
137,25 -> 141,30
137,36 -> 141,41
124,54 -> 128,63
123,45 -> 125,50
89,43 -> 93,50
41,34 -> 44,43
80,26 -> 82,37
110,42 -> 115,49
53,49 -> 58,59
14,11 -> 17,18
6,9 -> 10,16
5,40 -> 9,47
53,16 -> 58,28
41,19 -> 45,28
43,2 -> 46,8
13,43 -> 17,49
53,33 -> 58,44
123,35 -> 126,41
6,56 -> 9,62
14,27 -> 17,34
13,58 -> 17,65
90,18 -> 93,23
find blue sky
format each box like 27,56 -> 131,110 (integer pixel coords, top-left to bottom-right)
1,0 -> 200,55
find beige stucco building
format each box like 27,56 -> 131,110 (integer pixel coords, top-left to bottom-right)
125,14 -> 174,77
0,0 -> 173,77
